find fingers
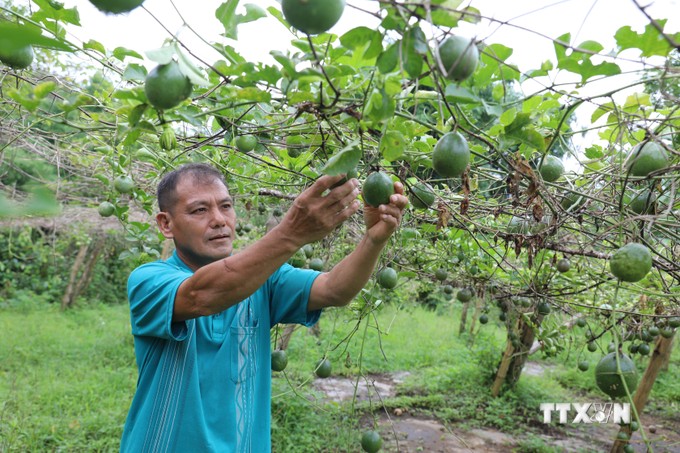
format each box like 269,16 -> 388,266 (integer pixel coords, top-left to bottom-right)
309,174 -> 347,196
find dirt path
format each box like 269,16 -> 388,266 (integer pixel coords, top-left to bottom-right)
311,371 -> 680,452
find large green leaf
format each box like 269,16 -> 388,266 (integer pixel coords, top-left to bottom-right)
216,1 -> 266,40
0,22 -> 73,51
320,142 -> 362,176
554,33 -> 621,84
615,20 -> 680,57
379,130 -> 407,161
340,27 -> 383,60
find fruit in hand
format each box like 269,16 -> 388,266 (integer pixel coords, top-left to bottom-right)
363,172 -> 394,207
432,132 -> 470,178
144,61 -> 192,110
282,0 -> 345,35
609,243 -> 652,283
437,35 -> 479,81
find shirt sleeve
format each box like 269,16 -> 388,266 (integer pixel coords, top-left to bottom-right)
267,263 -> 322,328
127,261 -> 192,341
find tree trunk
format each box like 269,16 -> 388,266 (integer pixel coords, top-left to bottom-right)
61,243 -> 89,310
610,334 -> 675,453
506,314 -> 541,387
73,238 -> 104,300
459,301 -> 469,335
491,339 -> 515,397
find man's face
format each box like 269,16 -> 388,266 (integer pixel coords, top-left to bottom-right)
156,175 -> 236,270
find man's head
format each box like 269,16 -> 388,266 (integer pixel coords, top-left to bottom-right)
155,163 -> 236,270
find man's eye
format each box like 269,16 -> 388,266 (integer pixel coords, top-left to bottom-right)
193,208 -> 207,213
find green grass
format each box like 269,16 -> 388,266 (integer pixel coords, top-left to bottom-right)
1,301 -> 678,452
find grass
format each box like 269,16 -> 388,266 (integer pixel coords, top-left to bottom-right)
1,299 -> 678,452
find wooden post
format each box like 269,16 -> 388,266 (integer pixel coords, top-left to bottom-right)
61,243 -> 89,310
610,334 -> 675,453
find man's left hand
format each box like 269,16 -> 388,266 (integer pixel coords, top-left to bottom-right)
363,181 -> 409,244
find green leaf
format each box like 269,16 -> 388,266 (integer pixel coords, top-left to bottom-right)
591,101 -> 614,123
0,22 -> 73,51
8,89 -> 40,111
340,27 -> 383,60
234,87 -> 271,102
615,20 -> 680,57
401,38 -> 423,79
429,0 -> 463,27
499,107 -> 517,126
122,63 -> 147,82
405,26 -> 428,55
377,42 -> 399,74
320,141 -> 362,175
444,84 -> 480,104
216,0 -> 265,40
146,46 -> 175,65
112,47 -> 143,61
365,87 -> 395,123
554,33 -> 621,84
584,145 -> 603,159
380,130 -> 407,161
31,0 -> 80,26
174,44 -> 211,87
83,39 -> 106,55
34,81 -> 56,99
127,104 -> 147,127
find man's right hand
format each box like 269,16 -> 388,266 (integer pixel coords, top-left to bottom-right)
276,174 -> 360,247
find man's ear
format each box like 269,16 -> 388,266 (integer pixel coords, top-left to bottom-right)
156,212 -> 174,239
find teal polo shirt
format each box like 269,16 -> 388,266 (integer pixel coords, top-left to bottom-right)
120,251 -> 322,453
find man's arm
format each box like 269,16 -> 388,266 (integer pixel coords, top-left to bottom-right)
173,175 -> 361,321
308,182 -> 408,310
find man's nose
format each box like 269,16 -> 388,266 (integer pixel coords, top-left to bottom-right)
209,207 -> 228,227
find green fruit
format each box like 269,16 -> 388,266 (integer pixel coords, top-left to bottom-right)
659,328 -> 674,338
609,243 -> 653,283
89,0 -> 145,13
537,301 -> 551,315
442,284 -> 454,294
114,175 -> 134,194
578,361 -> 590,372
576,318 -> 587,328
637,343 -> 650,356
360,430 -> 383,453
271,349 -> 288,372
235,134 -> 258,153
539,155 -> 564,182
330,167 -> 359,189
282,0 -> 345,35
432,132 -> 470,178
628,190 -> 657,214
437,35 -> 479,81
309,258 -> 325,271
97,201 -> 115,217
647,326 -> 660,337
630,421 -> 639,431
315,358 -> 332,378
626,141 -> 669,177
479,314 -> 489,324
377,267 -> 398,289
669,317 -> 680,328
556,258 -> 571,273
623,445 -> 634,453
434,268 -> 448,281
499,312 -> 507,322
0,43 -> 34,69
302,244 -> 314,258
363,172 -> 395,207
561,192 -> 585,211
587,342 -> 598,352
628,343 -> 639,354
409,182 -> 436,209
595,352 -> 638,398
456,288 -> 473,303
288,250 -> 307,268
144,61 -> 192,110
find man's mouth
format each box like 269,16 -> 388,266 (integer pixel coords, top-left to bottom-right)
209,234 -> 231,241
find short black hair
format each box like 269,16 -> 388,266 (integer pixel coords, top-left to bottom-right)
157,163 -> 228,212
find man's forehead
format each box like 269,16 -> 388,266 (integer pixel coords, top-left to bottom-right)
175,175 -> 231,200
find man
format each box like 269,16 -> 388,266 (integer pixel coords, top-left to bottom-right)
120,163 -> 408,452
